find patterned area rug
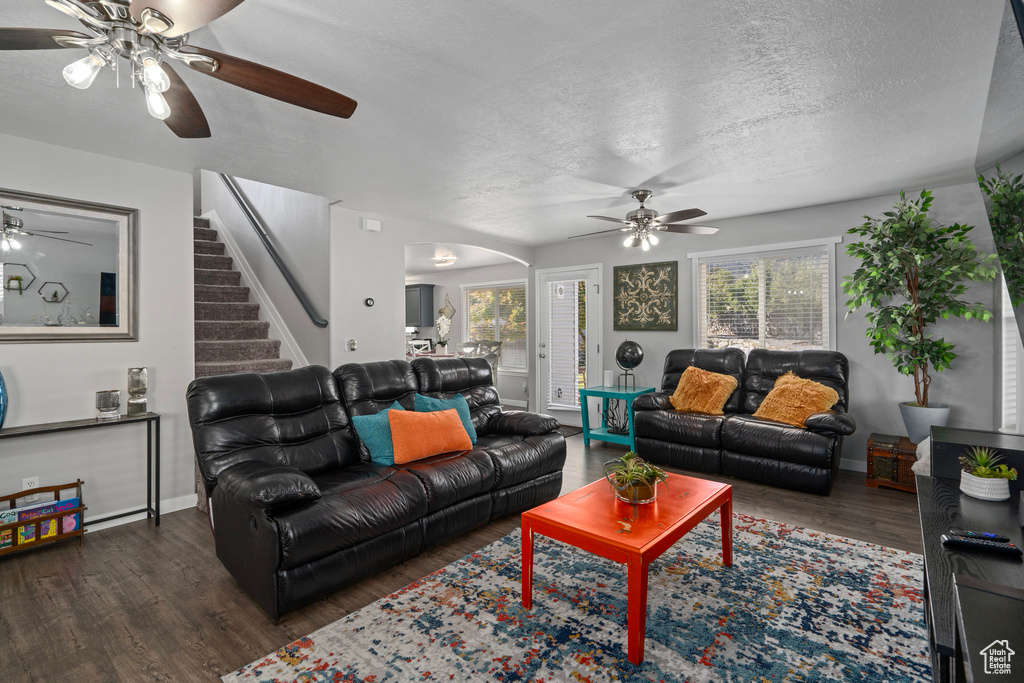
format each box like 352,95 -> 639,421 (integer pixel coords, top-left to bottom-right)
223,516 -> 929,682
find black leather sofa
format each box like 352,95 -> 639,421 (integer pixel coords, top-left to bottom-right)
633,349 -> 855,495
186,357 -> 565,619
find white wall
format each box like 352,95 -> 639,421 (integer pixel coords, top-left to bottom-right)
200,171 -> 331,366
0,134 -> 195,522
329,206 -> 532,370
531,182 -> 998,468
406,261 -> 530,404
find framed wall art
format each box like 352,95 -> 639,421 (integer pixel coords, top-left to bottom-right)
613,261 -> 678,331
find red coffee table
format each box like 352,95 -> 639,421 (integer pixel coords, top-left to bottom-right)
521,472 -> 732,665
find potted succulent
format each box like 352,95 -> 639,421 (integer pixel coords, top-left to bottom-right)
958,446 -> 1018,501
843,190 -> 998,443
603,451 -> 668,504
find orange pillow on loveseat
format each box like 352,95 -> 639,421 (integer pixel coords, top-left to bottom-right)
389,408 -> 473,464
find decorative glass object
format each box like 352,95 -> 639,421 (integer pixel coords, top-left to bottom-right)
96,390 -> 120,421
127,367 -> 148,416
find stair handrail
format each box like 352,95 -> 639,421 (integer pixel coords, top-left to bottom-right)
216,173 -> 328,328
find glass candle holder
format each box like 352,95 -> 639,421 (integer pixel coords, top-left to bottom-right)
96,390 -> 121,421
127,367 -> 148,416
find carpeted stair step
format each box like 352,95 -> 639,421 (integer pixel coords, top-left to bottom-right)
194,268 -> 241,287
194,217 -> 211,228
194,358 -> 293,378
195,284 -> 250,303
194,240 -> 226,256
195,339 -> 282,363
195,253 -> 233,271
194,226 -> 218,241
195,320 -> 270,341
195,302 -> 260,321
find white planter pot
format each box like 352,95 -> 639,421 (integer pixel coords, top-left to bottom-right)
959,470 -> 1011,501
899,402 -> 951,444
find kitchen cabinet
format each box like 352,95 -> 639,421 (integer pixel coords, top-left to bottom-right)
406,284 -> 435,328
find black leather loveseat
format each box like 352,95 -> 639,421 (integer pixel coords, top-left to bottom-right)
186,357 -> 565,619
633,349 -> 855,495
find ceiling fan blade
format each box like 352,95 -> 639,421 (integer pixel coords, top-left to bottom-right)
569,227 -> 634,239
21,230 -> 93,246
0,28 -> 90,50
162,63 -> 211,138
661,224 -> 720,235
130,0 -> 247,38
181,46 -> 357,119
653,208 -> 708,225
586,215 -> 633,225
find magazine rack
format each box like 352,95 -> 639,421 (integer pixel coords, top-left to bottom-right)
0,480 -> 86,558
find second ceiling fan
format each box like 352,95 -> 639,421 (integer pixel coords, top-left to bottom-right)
570,189 -> 719,251
0,0 -> 357,138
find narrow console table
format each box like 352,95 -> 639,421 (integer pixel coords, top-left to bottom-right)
578,385 -> 655,452
0,413 -> 161,526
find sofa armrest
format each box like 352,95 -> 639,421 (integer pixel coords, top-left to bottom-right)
489,411 -> 560,436
633,392 -> 673,412
218,460 -> 321,511
803,410 -> 857,436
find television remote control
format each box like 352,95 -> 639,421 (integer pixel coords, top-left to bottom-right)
948,529 -> 1010,543
941,534 -> 1023,557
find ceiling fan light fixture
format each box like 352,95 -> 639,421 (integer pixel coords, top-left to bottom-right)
7,236 -> 21,250
145,85 -> 172,120
648,233 -> 659,246
434,257 -> 457,267
138,8 -> 174,35
641,238 -> 651,252
62,52 -> 105,89
623,235 -> 639,248
140,55 -> 171,93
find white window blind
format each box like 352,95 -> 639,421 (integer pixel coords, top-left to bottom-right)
547,279 -> 586,409
1000,275 -> 1023,432
461,282 -> 527,371
696,245 -> 832,351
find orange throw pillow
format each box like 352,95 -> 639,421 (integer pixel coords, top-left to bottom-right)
389,408 -> 473,464
670,366 -> 739,415
753,371 -> 839,427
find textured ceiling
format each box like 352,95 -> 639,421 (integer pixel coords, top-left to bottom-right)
0,0 -> 1008,246
405,242 -> 523,276
977,1 -> 1024,170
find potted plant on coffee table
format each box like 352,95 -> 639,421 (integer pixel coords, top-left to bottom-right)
959,446 -> 1018,501
843,190 -> 998,442
603,451 -> 669,504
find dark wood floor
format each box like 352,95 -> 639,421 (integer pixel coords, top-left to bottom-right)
0,437 -> 920,682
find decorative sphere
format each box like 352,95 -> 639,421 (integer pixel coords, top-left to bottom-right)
615,340 -> 644,371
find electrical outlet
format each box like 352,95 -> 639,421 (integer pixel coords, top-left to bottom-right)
22,476 -> 39,503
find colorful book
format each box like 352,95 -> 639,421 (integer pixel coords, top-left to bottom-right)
0,508 -> 16,549
16,497 -> 81,544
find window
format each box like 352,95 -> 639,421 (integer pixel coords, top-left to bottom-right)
1000,275 -> 1023,432
693,241 -> 836,352
461,281 -> 527,371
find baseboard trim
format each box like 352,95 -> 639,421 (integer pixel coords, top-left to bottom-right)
203,210 -> 310,368
840,458 -> 868,473
87,494 -> 197,533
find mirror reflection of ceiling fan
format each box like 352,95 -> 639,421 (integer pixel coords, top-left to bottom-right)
0,0 -> 357,138
569,189 -> 720,251
2,207 -> 94,252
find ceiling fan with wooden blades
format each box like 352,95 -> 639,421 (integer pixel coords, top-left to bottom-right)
570,189 -> 720,251
0,0 -> 357,139
3,207 -> 93,250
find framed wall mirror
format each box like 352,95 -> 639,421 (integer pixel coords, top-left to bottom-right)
0,188 -> 137,342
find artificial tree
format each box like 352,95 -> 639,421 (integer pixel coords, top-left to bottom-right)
978,166 -> 1024,307
843,189 -> 997,408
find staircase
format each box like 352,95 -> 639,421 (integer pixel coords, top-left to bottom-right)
193,217 -> 293,379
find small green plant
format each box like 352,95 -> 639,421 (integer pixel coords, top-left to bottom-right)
959,446 -> 1018,480
605,452 -> 669,490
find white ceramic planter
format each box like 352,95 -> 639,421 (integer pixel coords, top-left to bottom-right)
959,470 -> 1011,501
899,402 -> 951,444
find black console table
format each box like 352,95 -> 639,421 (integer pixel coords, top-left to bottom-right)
0,413 -> 160,526
917,475 -> 1023,682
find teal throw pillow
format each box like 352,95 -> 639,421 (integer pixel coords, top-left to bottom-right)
414,393 -> 478,444
351,401 -> 404,465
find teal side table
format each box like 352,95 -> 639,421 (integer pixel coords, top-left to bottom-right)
578,385 -> 656,452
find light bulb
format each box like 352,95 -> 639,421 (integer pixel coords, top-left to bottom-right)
648,233 -> 659,246
623,235 -> 635,247
1,239 -> 9,253
145,86 -> 172,120
142,59 -> 170,93
641,238 -> 650,251
63,53 -> 104,89
8,237 -> 21,250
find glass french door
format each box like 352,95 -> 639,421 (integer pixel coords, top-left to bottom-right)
537,266 -> 601,426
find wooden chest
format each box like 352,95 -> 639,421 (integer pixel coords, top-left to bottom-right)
866,432 -> 918,493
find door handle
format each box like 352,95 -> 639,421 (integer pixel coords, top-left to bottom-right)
539,353 -> 546,359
